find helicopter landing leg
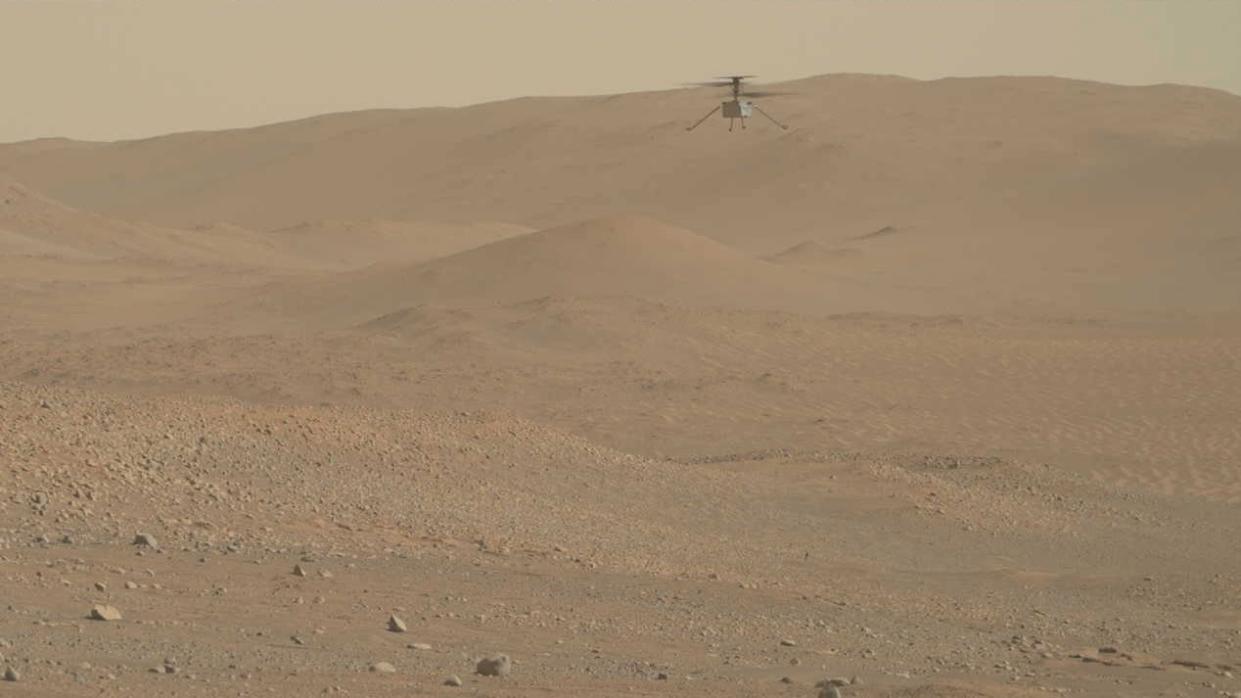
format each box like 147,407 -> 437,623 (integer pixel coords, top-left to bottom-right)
753,104 -> 790,130
685,104 -> 722,132
728,118 -> 735,132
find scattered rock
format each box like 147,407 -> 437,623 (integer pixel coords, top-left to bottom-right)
409,642 -> 432,651
817,677 -> 848,697
818,684 -> 843,698
444,675 -> 463,687
132,533 -> 157,548
89,604 -> 122,621
387,614 -> 407,633
124,581 -> 138,590
3,667 -> 18,682
475,654 -> 511,677
292,564 -> 307,577
780,638 -> 798,647
94,582 -> 107,592
370,662 -> 396,674
1171,658 -> 1210,670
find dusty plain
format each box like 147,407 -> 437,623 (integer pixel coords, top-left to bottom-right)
1,75 -> 1240,697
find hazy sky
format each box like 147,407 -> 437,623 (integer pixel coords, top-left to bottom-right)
3,0 -> 1240,143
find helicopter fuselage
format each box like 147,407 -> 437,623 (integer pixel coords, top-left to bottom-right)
721,99 -> 753,119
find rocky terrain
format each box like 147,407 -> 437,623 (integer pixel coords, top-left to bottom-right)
2,75 -> 1240,696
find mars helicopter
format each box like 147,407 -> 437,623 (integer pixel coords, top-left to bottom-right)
685,75 -> 790,132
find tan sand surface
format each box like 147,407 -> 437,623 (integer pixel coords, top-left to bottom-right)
1,75 -> 1239,697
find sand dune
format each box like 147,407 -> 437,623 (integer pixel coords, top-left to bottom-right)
375,214 -> 821,306
244,214 -> 847,328
266,218 -> 531,270
768,240 -> 864,268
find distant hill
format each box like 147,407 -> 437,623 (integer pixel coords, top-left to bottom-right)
0,175 -> 299,266
4,74 -> 1240,314
1,75 -> 1236,243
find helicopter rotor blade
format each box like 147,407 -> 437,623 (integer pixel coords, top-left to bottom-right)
685,75 -> 757,87
741,90 -> 793,98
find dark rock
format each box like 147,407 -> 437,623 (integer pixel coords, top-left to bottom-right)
475,654 -> 511,677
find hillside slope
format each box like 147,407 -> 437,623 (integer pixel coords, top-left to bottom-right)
5,74 -> 1240,315
3,75 -> 1238,249
0,175 -> 300,267
239,214 -> 845,328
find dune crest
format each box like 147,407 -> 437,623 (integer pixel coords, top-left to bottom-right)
768,239 -> 863,268
266,218 -> 531,270
246,214 -> 844,327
